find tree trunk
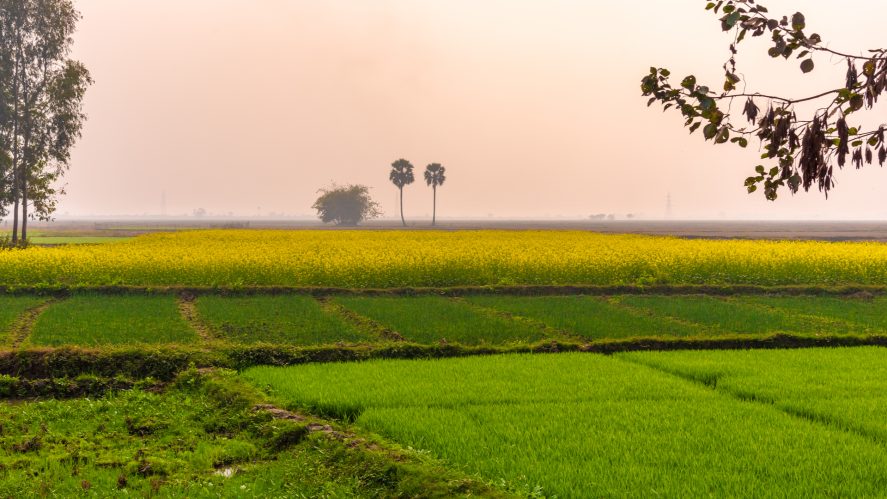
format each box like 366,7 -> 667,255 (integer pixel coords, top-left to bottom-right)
11,196 -> 18,244
432,186 -> 437,226
10,51 -> 20,244
399,187 -> 406,227
21,171 -> 27,243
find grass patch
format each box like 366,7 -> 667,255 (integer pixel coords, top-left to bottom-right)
742,295 -> 887,333
243,353 -> 887,496
618,295 -> 841,334
196,295 -> 371,345
622,346 -> 887,443
335,296 -> 547,345
29,295 -> 195,347
0,371 -> 499,497
0,296 -> 45,345
467,295 -> 701,339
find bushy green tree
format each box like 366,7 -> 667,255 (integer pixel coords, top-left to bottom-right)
0,0 -> 92,243
312,184 -> 382,226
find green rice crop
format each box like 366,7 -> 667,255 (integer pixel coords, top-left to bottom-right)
0,296 -> 43,344
196,295 -> 370,345
29,295 -> 195,346
334,296 -> 546,345
466,295 -> 701,339
741,295 -> 887,333
618,295 -> 841,334
243,353 -> 887,496
622,346 -> 887,443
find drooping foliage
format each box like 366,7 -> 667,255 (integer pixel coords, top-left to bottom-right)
642,0 -> 887,200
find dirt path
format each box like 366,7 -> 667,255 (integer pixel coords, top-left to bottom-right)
176,293 -> 216,342
9,298 -> 61,349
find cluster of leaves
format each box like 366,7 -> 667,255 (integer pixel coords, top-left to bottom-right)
641,0 -> 887,200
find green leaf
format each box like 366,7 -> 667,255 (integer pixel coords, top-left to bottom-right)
722,11 -> 741,30
791,12 -> 806,31
800,59 -> 815,73
703,123 -> 719,140
755,165 -> 765,174
681,75 -> 697,90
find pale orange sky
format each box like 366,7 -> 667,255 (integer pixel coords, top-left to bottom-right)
60,0 -> 887,219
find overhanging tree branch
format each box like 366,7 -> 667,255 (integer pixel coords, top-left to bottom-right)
642,0 -> 887,200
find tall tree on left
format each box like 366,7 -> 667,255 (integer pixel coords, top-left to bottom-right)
0,0 -> 92,244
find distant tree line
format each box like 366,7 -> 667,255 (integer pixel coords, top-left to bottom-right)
0,0 -> 91,244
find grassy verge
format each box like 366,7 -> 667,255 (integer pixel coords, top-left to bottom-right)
242,352 -> 887,496
3,333 -> 887,381
28,294 -> 195,347
0,369 -> 507,497
0,283 -> 884,297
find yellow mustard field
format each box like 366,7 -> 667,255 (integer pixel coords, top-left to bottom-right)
1,229 -> 886,287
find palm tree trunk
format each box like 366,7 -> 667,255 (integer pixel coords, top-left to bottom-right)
432,186 -> 436,226
399,187 -> 406,227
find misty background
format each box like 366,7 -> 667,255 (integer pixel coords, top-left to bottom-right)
59,0 -> 887,220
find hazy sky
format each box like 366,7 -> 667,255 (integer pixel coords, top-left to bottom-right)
60,0 -> 887,219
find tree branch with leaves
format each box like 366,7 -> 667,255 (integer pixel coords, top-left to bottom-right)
641,0 -> 887,200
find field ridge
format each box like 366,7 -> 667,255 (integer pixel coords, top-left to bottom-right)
452,297 -> 584,343
8,298 -> 60,349
176,293 -> 216,342
318,297 -> 406,342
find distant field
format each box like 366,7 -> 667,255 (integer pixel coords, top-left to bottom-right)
30,295 -> 195,346
335,296 -> 548,345
466,295 -> 702,339
3,229 -> 887,287
4,293 -> 887,350
29,236 -> 131,245
243,349 -> 887,496
196,295 -> 371,345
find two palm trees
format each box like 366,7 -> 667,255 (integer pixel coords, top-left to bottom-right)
389,159 -> 447,227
